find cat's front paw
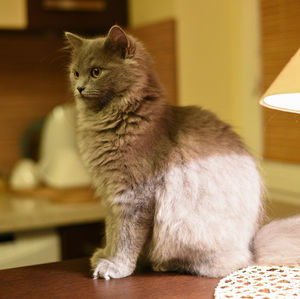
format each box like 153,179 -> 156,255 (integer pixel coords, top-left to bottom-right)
90,248 -> 106,268
92,258 -> 134,280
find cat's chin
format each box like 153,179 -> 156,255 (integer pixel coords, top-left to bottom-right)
76,94 -> 111,111
77,94 -> 99,100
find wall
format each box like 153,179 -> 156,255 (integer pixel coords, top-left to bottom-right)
0,0 -> 27,29
128,0 -> 176,27
129,0 -> 262,158
175,1 -> 232,121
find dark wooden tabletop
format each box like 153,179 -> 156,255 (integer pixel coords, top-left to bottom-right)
0,258 -> 220,299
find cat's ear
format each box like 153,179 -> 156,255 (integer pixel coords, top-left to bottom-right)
65,32 -> 84,49
105,25 -> 136,59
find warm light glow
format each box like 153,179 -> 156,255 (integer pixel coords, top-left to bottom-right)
260,93 -> 300,113
259,48 -> 300,113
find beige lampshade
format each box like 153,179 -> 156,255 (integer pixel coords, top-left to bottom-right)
260,48 -> 300,113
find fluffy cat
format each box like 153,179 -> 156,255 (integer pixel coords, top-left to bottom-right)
65,25 -> 300,279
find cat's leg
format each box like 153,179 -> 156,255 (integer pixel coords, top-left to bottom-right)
152,259 -> 190,274
91,196 -> 153,280
152,247 -> 252,277
191,247 -> 253,278
152,264 -> 168,272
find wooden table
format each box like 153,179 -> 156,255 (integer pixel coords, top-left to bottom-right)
0,258 -> 220,299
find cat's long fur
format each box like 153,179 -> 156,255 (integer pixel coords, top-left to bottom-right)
65,26 -> 300,279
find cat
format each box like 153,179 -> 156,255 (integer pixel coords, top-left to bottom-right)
65,25 -> 300,280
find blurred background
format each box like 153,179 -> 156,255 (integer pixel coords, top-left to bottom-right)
0,0 -> 299,269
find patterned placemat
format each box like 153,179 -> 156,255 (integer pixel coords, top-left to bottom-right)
214,265 -> 300,298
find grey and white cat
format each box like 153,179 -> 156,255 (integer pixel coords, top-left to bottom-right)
65,25 -> 300,280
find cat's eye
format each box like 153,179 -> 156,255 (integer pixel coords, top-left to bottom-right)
91,67 -> 102,79
73,71 -> 80,79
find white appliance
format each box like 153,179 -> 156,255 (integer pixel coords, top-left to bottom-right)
38,103 -> 91,188
10,103 -> 91,190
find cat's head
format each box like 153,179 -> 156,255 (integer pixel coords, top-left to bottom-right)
65,26 -> 151,111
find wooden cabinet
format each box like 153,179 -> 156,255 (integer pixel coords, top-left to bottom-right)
58,222 -> 105,260
27,0 -> 128,32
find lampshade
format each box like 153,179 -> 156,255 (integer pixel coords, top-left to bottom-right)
259,48 -> 300,113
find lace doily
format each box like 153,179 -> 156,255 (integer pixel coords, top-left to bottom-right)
214,265 -> 300,298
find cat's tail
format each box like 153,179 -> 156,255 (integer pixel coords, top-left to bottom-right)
253,215 -> 300,265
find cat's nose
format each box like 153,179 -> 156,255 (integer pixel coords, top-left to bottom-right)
77,87 -> 85,94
